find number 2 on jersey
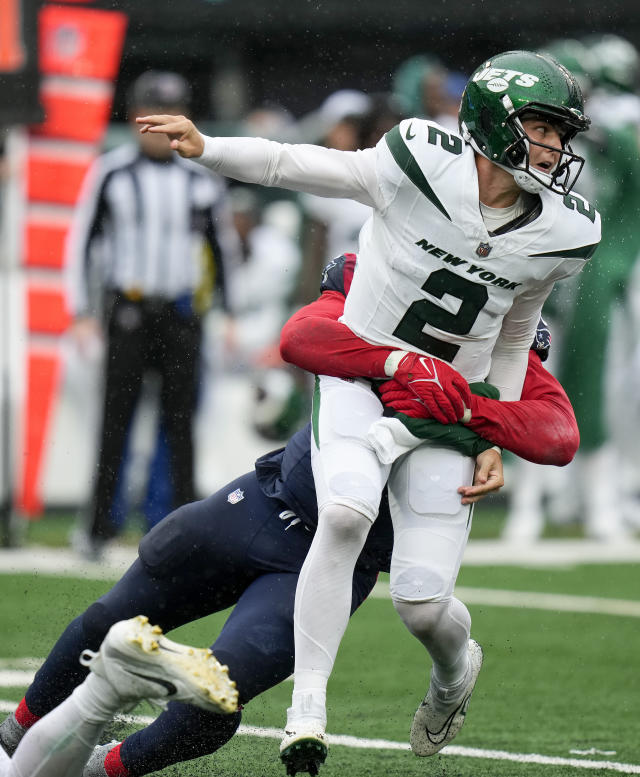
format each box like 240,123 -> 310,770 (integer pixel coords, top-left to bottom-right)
392,268 -> 488,361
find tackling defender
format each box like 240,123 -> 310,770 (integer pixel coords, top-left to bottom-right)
0,256 -> 579,777
136,49 -> 599,773
0,616 -> 236,777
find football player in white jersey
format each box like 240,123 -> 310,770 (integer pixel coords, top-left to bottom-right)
137,50 -> 600,775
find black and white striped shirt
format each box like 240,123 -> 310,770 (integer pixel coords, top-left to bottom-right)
65,144 -> 241,316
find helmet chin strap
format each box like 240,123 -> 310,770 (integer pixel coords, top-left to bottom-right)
508,112 -> 554,194
511,168 -> 550,194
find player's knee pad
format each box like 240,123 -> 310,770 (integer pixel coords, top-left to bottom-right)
320,471 -> 383,522
318,503 -> 373,544
388,446 -> 474,602
392,598 -> 449,641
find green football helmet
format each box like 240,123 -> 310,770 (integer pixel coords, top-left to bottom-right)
584,34 -> 640,94
459,50 -> 590,195
542,39 -> 597,98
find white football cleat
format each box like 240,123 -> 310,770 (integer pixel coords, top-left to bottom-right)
279,726 -> 327,777
410,639 -> 483,756
279,700 -> 327,776
79,615 -> 238,715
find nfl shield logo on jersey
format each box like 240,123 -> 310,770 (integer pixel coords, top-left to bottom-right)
476,242 -> 492,258
227,488 -> 244,505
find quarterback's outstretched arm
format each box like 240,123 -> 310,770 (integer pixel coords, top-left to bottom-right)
137,114 -> 381,207
281,277 -> 578,466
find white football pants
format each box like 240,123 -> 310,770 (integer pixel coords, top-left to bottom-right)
292,376 -> 475,721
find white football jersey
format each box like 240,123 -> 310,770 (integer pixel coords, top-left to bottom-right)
198,120 -> 601,397
342,118 -> 601,384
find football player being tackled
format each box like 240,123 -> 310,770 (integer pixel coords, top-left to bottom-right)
0,256 -> 580,777
137,49 -> 599,774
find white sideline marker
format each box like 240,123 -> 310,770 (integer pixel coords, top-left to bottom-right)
0,702 -> 638,774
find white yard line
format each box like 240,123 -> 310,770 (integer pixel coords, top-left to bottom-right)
369,581 -> 640,618
1,539 -> 640,582
0,671 -> 36,686
0,702 -> 638,773
0,546 -> 638,619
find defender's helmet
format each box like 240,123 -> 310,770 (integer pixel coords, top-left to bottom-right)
459,50 -> 590,195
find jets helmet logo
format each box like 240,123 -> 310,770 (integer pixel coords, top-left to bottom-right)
472,67 -> 540,92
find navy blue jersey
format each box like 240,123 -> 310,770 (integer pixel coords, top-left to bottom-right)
255,423 -> 393,572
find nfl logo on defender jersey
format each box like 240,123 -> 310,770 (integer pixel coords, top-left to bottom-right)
227,488 -> 244,504
476,242 -> 492,258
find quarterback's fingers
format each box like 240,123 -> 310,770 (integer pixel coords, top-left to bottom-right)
458,469 -> 503,504
146,120 -> 191,135
135,114 -> 187,126
458,447 -> 503,504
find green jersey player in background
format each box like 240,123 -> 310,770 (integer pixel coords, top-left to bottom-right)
137,49 -> 600,776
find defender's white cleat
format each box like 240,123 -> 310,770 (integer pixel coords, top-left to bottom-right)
410,639 -> 483,756
79,615 -> 238,715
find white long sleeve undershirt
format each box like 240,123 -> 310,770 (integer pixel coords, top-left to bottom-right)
198,135 -> 381,207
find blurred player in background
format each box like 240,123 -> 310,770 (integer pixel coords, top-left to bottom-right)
503,36 -> 640,542
226,186 -> 306,440
296,90 -> 401,307
136,49 -> 600,774
65,70 -> 241,559
0,254 -> 581,777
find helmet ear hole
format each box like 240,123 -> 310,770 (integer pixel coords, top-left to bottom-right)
508,143 -> 526,165
479,106 -> 493,135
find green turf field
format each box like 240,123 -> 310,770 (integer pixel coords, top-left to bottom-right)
1,548 -> 639,777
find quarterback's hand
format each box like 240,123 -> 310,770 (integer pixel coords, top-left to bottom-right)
458,447 -> 504,505
136,115 -> 205,158
383,352 -> 471,424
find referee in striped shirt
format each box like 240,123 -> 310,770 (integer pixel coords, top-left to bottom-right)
65,71 -> 241,557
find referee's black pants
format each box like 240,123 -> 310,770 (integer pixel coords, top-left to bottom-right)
89,293 -> 201,541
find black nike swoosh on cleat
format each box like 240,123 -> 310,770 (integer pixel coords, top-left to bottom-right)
158,645 -> 184,655
127,670 -> 178,695
406,122 -> 416,140
423,694 -> 469,745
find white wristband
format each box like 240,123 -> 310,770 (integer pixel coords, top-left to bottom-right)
489,445 -> 502,455
461,407 -> 472,423
383,350 -> 409,378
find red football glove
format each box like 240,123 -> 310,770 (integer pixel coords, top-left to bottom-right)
377,381 -> 429,418
386,352 -> 471,424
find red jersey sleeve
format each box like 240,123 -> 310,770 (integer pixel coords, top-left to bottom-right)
280,291 -> 394,379
466,351 -> 579,466
280,271 -> 578,467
